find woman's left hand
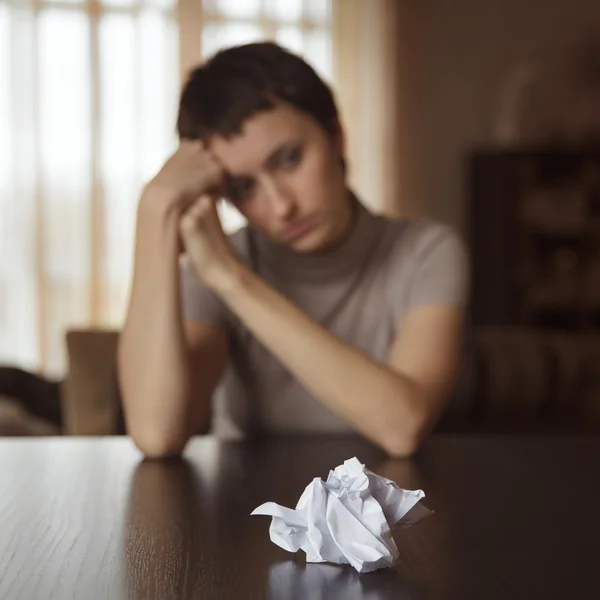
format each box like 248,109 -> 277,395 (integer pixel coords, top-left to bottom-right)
179,195 -> 245,293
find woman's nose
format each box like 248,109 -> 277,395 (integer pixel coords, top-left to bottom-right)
264,179 -> 297,220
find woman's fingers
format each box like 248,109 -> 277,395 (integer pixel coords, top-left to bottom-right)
180,195 -> 212,236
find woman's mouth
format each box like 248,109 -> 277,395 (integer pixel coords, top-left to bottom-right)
281,219 -> 314,241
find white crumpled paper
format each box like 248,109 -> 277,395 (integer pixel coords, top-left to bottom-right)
251,457 -> 431,573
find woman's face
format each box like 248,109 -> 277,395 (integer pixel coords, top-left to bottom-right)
208,103 -> 353,254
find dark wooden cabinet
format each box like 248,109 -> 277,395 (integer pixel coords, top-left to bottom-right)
467,147 -> 600,330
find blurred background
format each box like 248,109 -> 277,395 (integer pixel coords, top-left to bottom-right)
1,0 -> 600,436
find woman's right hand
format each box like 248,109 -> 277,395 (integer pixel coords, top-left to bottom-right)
142,140 -> 225,212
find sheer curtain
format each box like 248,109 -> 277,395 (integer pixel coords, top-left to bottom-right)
0,0 -> 402,377
333,0 -> 407,218
0,0 -> 179,376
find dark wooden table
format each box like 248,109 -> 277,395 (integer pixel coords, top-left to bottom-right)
0,434 -> 599,599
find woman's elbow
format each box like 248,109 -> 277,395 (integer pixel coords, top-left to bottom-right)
379,414 -> 430,458
380,389 -> 448,457
380,434 -> 422,459
129,428 -> 189,460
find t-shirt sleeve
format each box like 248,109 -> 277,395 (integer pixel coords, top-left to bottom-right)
406,221 -> 470,308
179,257 -> 229,326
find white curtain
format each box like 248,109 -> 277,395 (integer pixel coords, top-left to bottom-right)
0,0 -> 402,377
333,0 -> 406,218
0,0 -> 179,376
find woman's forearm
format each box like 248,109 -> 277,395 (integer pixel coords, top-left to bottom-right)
118,190 -> 196,456
215,268 -> 425,456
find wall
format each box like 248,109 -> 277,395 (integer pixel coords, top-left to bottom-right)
397,0 -> 600,232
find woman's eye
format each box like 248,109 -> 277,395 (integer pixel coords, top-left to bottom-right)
229,179 -> 255,203
280,147 -> 302,168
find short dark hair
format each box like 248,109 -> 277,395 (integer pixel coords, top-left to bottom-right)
177,42 -> 340,142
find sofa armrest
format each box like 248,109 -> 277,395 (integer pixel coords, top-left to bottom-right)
61,329 -> 120,435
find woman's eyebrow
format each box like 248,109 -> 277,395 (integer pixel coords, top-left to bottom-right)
225,141 -> 298,185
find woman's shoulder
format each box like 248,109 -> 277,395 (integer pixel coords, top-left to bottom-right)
382,215 -> 465,251
375,215 -> 467,270
378,215 -> 470,307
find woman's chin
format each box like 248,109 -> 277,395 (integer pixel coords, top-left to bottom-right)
286,227 -> 337,255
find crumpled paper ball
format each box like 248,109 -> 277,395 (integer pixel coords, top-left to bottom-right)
251,456 -> 431,573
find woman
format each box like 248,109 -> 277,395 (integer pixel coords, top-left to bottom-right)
118,42 -> 469,458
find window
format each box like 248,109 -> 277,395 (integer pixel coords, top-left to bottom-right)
201,0 -> 331,76
0,0 -> 332,375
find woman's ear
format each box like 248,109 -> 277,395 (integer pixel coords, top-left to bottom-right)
329,118 -> 347,174
329,118 -> 346,156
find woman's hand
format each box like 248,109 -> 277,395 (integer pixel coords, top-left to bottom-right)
179,195 -> 246,293
141,140 -> 225,216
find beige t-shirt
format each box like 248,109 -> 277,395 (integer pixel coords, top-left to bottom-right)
180,199 -> 469,438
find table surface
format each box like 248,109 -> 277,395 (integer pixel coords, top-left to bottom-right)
0,434 -> 599,600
